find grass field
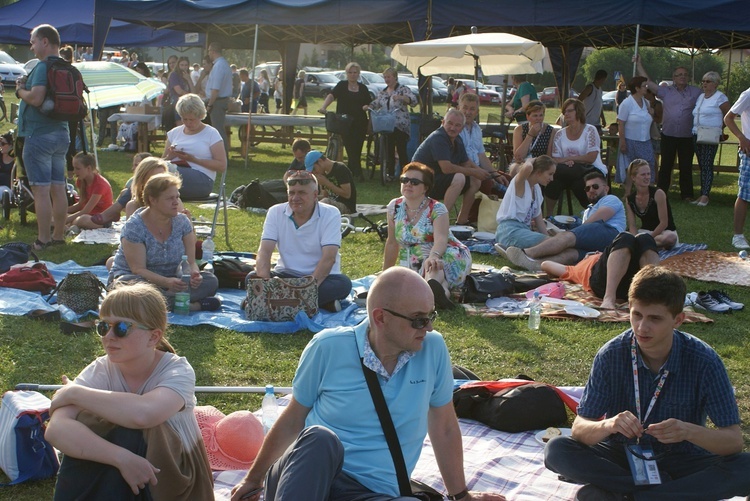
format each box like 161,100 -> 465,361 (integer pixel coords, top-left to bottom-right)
0,92 -> 748,498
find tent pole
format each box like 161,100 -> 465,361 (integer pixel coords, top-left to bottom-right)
632,24 -> 641,77
245,24 -> 259,168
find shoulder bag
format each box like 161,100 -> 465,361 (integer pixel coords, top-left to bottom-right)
48,271 -> 105,314
695,95 -> 721,145
460,271 -> 515,303
245,275 -> 318,321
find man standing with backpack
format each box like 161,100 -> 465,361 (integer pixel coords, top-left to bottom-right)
15,24 -> 69,250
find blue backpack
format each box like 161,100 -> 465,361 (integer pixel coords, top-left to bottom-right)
0,391 -> 60,485
0,242 -> 35,274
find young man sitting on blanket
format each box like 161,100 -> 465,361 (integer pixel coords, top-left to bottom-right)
541,232 -> 659,310
544,266 -> 750,501
231,268 -> 505,501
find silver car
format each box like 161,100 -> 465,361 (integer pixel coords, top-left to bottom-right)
0,51 -> 27,87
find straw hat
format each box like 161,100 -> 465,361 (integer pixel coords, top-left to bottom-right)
194,405 -> 264,471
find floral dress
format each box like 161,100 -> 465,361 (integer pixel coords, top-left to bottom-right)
387,197 -> 471,288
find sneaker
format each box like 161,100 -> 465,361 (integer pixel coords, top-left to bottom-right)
708,290 -> 744,310
732,234 -> 750,250
684,291 -> 700,309
493,243 -> 508,259
507,246 -> 542,272
696,291 -> 731,313
199,297 -> 222,311
321,299 -> 342,312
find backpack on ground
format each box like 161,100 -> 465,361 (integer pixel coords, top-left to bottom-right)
237,179 -> 286,210
209,257 -> 254,289
0,242 -> 36,274
47,271 -> 105,314
0,262 -> 57,295
40,58 -> 88,121
0,391 -> 60,485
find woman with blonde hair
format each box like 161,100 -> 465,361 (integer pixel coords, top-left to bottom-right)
46,282 -> 213,500
126,157 -> 170,217
625,158 -> 678,249
109,173 -> 220,311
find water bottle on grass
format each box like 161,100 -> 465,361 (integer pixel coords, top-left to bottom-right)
202,236 -> 215,273
174,255 -> 191,315
262,385 -> 279,434
528,291 -> 541,330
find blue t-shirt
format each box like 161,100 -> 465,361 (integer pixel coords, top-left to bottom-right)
577,329 -> 740,455
293,320 -> 454,496
109,210 -> 193,281
411,127 -> 468,177
583,194 -> 626,232
17,57 -> 69,137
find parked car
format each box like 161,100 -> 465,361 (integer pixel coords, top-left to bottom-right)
0,51 -> 27,87
430,76 -> 449,103
455,79 -> 501,105
540,86 -> 559,107
602,89 -> 629,110
484,84 -> 511,99
305,71 -> 340,97
24,58 -> 40,73
333,69 -> 386,100
251,62 -> 282,81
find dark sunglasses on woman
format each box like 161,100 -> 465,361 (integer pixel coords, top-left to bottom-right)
400,176 -> 425,186
96,320 -> 149,338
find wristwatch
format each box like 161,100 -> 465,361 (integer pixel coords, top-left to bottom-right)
447,488 -> 469,500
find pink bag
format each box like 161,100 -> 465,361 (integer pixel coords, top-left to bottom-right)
525,281 -> 565,299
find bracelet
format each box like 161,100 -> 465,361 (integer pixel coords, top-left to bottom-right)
447,488 -> 469,500
430,251 -> 443,259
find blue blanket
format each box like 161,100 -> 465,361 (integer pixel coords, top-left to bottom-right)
0,261 -> 372,334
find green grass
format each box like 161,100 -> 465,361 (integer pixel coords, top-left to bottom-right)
1,92 -> 749,497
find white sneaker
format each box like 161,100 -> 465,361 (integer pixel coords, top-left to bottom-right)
507,246 -> 542,272
732,234 -> 750,250
696,291 -> 731,313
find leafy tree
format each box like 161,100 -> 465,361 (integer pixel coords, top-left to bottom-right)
725,61 -> 750,102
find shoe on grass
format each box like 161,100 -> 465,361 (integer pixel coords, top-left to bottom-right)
708,290 -> 744,310
506,246 -> 542,272
493,243 -> 508,259
696,291 -> 731,313
199,297 -> 222,311
576,484 -> 628,501
732,234 -> 750,250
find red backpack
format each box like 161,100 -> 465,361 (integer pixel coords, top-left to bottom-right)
0,262 -> 57,295
40,58 -> 88,121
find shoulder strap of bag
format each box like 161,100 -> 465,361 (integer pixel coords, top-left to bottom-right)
360,359 -> 412,496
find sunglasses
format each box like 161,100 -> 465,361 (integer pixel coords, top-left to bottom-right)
584,183 -> 601,192
382,308 -> 437,329
285,170 -> 315,186
96,320 -> 148,338
399,176 -> 425,186
701,80 -> 716,84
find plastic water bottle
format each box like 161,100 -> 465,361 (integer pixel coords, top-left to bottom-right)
58,305 -> 78,323
174,255 -> 191,315
740,250 -> 748,260
202,236 -> 215,273
261,385 -> 279,434
528,291 -> 542,330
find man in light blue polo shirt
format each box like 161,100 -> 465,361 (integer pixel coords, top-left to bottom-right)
231,267 -> 506,501
506,170 -> 626,271
205,41 -> 233,152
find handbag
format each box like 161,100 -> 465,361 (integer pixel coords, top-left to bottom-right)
361,359 -> 444,501
0,391 -> 60,485
211,257 -> 254,289
48,271 -> 105,314
244,276 -> 318,321
325,112 -> 353,135
460,271 -> 515,304
0,262 -> 57,294
696,125 -> 721,145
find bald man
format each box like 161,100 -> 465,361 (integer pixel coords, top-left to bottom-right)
232,268 -> 505,501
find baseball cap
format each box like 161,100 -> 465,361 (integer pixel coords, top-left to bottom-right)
304,150 -> 324,171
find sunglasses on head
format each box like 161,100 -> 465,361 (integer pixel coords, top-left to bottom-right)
96,320 -> 148,338
285,170 -> 314,186
399,176 -> 425,186
584,183 -> 601,192
382,308 -> 437,329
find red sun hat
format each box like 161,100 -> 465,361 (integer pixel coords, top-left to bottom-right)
194,405 -> 264,471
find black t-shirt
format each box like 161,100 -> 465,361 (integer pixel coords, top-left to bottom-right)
325,161 -> 357,213
331,81 -> 369,127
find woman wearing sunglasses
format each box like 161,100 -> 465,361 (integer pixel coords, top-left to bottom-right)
0,132 -> 14,205
108,172 -> 220,311
383,162 -> 471,309
46,282 -> 213,499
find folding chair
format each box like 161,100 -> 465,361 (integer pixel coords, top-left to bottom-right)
182,169 -> 230,247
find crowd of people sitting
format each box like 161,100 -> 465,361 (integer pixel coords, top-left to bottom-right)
7,25 -> 750,500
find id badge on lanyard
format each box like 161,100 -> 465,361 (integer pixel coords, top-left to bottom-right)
627,335 -> 667,485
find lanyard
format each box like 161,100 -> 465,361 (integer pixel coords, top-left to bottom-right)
630,335 -> 669,426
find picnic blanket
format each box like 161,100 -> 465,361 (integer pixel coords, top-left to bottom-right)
661,250 -> 750,287
0,261 -> 371,334
462,283 -> 713,324
211,392 -> 582,501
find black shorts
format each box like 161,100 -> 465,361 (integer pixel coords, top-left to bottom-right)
589,232 -> 657,300
429,173 -> 470,201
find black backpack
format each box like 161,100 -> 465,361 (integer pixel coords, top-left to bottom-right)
40,59 -> 88,121
209,257 -> 254,289
236,179 -> 286,210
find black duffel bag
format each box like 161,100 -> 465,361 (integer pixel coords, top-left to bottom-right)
460,271 -> 515,303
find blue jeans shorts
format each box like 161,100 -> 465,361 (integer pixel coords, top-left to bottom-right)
22,129 -> 70,186
570,220 -> 619,260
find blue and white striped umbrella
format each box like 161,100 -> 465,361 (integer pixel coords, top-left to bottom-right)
73,61 -> 166,109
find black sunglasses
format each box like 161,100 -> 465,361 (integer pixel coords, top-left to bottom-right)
400,176 -> 425,186
584,183 -> 601,192
96,320 -> 148,338
382,308 -> 437,329
287,178 -> 313,186
626,441 -> 671,461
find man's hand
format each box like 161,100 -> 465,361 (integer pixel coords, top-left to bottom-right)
739,135 -> 750,155
608,410 -> 644,439
466,491 -> 507,501
645,418 -> 690,444
230,480 -> 263,501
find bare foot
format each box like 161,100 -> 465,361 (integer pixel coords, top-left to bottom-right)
600,299 -> 617,310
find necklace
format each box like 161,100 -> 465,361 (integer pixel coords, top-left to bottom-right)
404,197 -> 427,224
406,197 -> 427,213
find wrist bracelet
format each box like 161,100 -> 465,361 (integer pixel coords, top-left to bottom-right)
447,488 -> 469,500
430,251 -> 443,259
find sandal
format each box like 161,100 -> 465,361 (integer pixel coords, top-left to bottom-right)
32,239 -> 50,251
50,239 -> 66,246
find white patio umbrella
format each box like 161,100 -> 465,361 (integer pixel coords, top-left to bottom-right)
391,30 -> 545,78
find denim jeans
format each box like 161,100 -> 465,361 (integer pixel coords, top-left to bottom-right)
22,129 -> 70,186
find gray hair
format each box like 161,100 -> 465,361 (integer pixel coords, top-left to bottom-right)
702,71 -> 721,85
444,108 -> 466,127
175,93 -> 207,120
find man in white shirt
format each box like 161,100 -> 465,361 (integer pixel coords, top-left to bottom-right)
578,70 -> 608,133
205,42 -> 234,152
724,86 -> 750,250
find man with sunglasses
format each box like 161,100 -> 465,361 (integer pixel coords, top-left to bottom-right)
412,108 -> 493,225
544,266 -> 750,500
635,56 -> 701,201
254,169 -> 352,311
231,267 -> 505,501
506,170 -> 625,271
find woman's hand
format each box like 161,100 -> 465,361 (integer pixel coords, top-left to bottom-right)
50,375 -> 75,414
164,276 -> 188,293
423,255 -> 444,274
619,141 -> 627,153
527,122 -> 542,138
189,270 -> 203,289
115,448 -> 160,495
171,148 -> 194,164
